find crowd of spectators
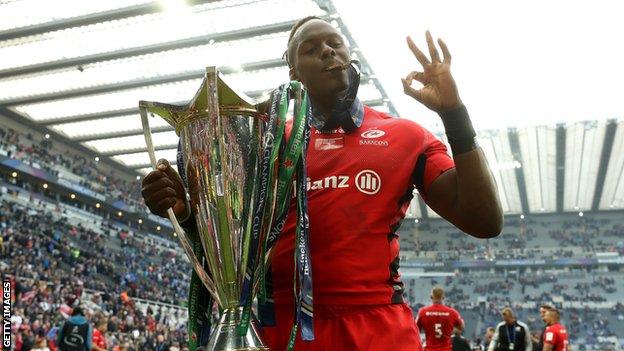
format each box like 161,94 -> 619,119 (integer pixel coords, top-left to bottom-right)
0,126 -> 143,207
404,215 -> 624,261
2,193 -> 195,350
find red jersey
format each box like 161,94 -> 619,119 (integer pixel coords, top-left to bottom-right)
416,304 -> 463,351
544,323 -> 569,351
271,106 -> 455,306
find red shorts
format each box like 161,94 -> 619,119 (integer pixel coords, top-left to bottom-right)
262,303 -> 423,351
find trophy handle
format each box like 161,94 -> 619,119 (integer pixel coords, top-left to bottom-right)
140,105 -> 222,307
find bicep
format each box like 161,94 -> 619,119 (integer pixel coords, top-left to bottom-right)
425,168 -> 459,222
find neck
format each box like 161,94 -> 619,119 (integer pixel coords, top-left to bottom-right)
310,94 -> 337,122
309,89 -> 348,124
432,300 -> 442,304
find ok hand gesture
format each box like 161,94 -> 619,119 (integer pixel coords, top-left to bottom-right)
401,31 -> 463,114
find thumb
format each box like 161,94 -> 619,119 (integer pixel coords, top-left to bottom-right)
156,158 -> 170,171
157,159 -> 185,191
401,78 -> 423,102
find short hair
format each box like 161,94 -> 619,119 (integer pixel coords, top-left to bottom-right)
540,304 -> 554,310
486,327 -> 495,333
547,308 -> 561,319
283,16 -> 323,68
431,286 -> 444,300
501,307 -> 514,317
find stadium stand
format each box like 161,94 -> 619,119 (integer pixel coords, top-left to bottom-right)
2,124 -> 623,350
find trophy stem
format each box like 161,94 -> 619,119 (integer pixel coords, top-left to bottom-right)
206,307 -> 269,351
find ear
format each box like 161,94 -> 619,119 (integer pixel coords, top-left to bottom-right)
289,66 -> 299,82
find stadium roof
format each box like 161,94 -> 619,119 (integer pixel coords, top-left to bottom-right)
0,0 -> 622,216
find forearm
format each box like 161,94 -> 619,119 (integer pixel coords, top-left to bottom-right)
429,106 -> 503,237
453,147 -> 503,236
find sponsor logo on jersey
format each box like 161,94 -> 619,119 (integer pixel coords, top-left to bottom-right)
361,129 -> 385,139
359,139 -> 389,147
425,311 -> 450,316
315,137 -> 344,150
306,175 -> 350,191
315,127 -> 345,134
303,169 -> 381,195
355,170 -> 381,195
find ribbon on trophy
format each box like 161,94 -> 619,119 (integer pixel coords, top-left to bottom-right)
237,83 -> 287,335
238,81 -> 315,348
187,239 -> 213,350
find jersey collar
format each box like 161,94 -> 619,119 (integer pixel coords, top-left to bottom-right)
309,97 -> 364,132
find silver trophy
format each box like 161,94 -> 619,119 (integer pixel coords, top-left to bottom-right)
140,67 -> 277,350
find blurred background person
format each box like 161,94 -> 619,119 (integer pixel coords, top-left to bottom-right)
488,308 -> 531,351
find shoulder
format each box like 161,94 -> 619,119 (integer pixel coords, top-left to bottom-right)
363,105 -> 430,134
517,321 -> 529,330
495,321 -> 506,329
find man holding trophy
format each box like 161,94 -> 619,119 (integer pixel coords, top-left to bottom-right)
141,17 -> 502,351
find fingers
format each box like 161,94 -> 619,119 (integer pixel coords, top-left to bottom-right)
401,77 -> 423,102
145,187 -> 178,216
158,159 -> 181,183
438,38 -> 452,64
406,71 -> 426,84
152,197 -> 177,216
426,30 -> 441,63
142,168 -> 165,185
157,158 -> 186,192
142,176 -> 176,199
406,36 -> 430,67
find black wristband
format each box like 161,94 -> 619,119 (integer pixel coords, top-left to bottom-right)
440,105 -> 478,156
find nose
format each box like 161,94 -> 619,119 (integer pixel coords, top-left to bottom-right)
320,42 -> 336,59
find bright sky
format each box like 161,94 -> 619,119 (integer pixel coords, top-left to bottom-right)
333,0 -> 624,132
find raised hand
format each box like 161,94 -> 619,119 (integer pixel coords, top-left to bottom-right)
401,31 -> 463,114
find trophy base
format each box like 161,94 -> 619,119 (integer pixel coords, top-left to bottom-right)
205,307 -> 270,351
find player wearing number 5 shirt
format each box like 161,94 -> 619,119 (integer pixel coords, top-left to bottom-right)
416,287 -> 464,351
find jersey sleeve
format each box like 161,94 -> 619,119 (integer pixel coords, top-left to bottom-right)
416,309 -> 424,329
411,127 -> 455,200
452,308 -> 464,328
